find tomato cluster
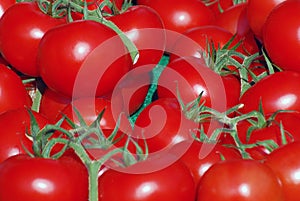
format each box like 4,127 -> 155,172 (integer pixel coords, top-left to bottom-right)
0,0 -> 300,200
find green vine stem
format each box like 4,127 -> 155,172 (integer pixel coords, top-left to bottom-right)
45,137 -> 123,201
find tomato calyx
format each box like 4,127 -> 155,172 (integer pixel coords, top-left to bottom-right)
26,105 -> 148,201
178,91 -> 287,159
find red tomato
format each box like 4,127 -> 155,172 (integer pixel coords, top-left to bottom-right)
108,5 -> 165,69
246,0 -> 287,39
38,20 -> 132,98
98,160 -> 196,201
263,0 -> 300,72
133,98 -> 197,153
177,139 -> 242,185
57,97 -> 117,130
136,0 -> 216,50
169,25 -> 257,64
39,87 -> 72,123
197,159 -> 284,201
0,108 -> 49,163
239,71 -> 300,115
109,66 -> 150,115
0,0 -> 15,17
205,0 -> 235,16
157,56 -> 238,113
0,2 -> 66,76
215,3 -> 250,35
0,154 -> 88,201
265,141 -> 300,201
0,64 -> 32,114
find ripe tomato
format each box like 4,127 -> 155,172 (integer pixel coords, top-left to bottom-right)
176,139 -> 242,185
38,20 -> 132,98
231,117 -> 297,160
0,64 -> 32,114
246,0 -> 287,39
0,2 -> 66,76
108,5 -> 166,69
133,98 -> 197,153
215,3 -> 250,36
39,87 -> 72,123
264,141 -> 300,201
169,25 -> 257,64
136,0 -> 216,50
109,66 -> 150,115
0,154 -> 88,201
263,0 -> 300,72
0,0 -> 15,17
239,71 -> 300,115
157,56 -> 238,113
197,159 -> 284,201
0,108 -> 49,163
98,160 -> 196,201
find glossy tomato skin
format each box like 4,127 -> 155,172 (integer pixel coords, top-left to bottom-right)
263,0 -> 300,72
197,159 -> 284,201
215,3 -> 250,36
239,71 -> 300,115
137,0 -> 216,50
0,64 -> 32,114
0,108 -> 49,163
246,0 -> 287,39
206,0 -> 234,16
0,2 -> 66,76
170,25 -> 257,64
0,0 -> 15,17
177,140 -> 242,185
39,87 -> 72,123
264,141 -> 300,201
157,57 -> 238,113
38,20 -> 132,98
108,5 -> 165,68
133,98 -> 197,153
0,154 -> 88,201
98,160 -> 196,201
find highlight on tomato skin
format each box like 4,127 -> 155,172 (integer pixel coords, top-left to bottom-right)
0,0 -> 300,200
196,159 -> 284,201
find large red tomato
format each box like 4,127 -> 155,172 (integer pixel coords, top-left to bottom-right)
133,98 -> 197,153
0,64 -> 32,114
239,71 -> 300,115
0,108 -> 49,163
197,159 -> 284,201
265,141 -> 300,201
215,3 -> 250,36
157,56 -> 238,113
176,139 -> 242,185
169,25 -> 258,65
39,87 -> 72,123
0,2 -> 66,76
38,20 -> 132,98
246,0 -> 287,39
108,5 -> 165,69
0,154 -> 88,201
98,160 -> 196,201
136,0 -> 216,50
263,0 -> 300,72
